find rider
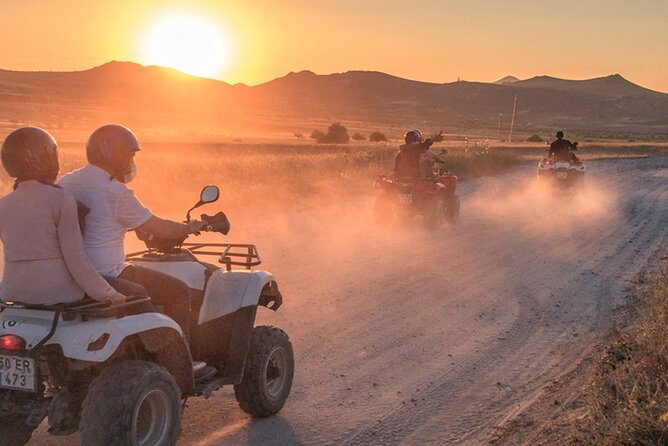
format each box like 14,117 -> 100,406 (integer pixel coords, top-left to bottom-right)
548,131 -> 577,162
58,125 -> 205,346
0,127 -> 126,305
395,129 -> 446,179
395,130 -> 424,178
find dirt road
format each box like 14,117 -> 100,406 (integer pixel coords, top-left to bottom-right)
25,156 -> 668,445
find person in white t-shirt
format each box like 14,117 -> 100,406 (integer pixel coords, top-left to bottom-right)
58,125 -> 206,359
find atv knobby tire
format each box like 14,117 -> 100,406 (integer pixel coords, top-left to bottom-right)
80,360 -> 182,446
424,196 -> 446,229
0,412 -> 36,446
234,326 -> 294,417
445,195 -> 460,224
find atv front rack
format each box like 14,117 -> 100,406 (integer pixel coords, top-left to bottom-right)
126,243 -> 262,271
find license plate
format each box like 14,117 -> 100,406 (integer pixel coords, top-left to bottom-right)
556,172 -> 568,179
0,354 -> 36,392
399,194 -> 413,204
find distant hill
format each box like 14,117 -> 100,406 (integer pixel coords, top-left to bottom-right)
495,76 -> 520,85
1,62 -> 667,139
513,74 -> 658,97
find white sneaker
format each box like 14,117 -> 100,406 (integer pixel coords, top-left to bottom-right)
192,361 -> 206,373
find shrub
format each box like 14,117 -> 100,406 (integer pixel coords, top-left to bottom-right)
312,123 -> 350,144
526,134 -> 543,142
369,131 -> 388,142
310,129 -> 325,140
568,264 -> 668,445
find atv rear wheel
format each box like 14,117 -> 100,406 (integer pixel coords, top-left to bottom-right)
423,196 -> 446,229
0,413 -> 36,446
80,360 -> 182,446
445,195 -> 460,224
0,390 -> 39,446
234,326 -> 294,417
373,193 -> 394,227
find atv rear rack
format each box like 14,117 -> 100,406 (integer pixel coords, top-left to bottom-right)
0,297 -> 153,351
126,243 -> 262,271
0,296 -> 151,318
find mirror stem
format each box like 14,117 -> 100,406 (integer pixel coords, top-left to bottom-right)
186,201 -> 204,222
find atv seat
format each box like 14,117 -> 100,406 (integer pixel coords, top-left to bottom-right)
0,296 -> 153,318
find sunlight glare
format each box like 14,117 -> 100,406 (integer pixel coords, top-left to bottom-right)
141,12 -> 230,79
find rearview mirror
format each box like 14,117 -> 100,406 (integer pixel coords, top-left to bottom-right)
200,185 -> 219,204
187,185 -> 220,221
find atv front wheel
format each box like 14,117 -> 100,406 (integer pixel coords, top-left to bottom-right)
234,326 -> 294,417
80,360 -> 182,446
445,195 -> 460,224
423,197 -> 446,229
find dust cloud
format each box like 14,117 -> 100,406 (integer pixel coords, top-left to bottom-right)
468,175 -> 619,237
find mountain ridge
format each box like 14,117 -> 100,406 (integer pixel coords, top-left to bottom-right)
1,62 -> 667,137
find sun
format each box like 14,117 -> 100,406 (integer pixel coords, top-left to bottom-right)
141,12 -> 230,79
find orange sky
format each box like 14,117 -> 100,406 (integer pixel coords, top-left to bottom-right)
1,0 -> 667,92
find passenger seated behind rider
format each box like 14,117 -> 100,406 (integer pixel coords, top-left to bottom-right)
0,127 -> 126,305
394,129 -> 446,179
548,130 -> 578,163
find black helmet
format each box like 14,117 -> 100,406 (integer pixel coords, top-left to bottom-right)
555,130 -> 564,139
1,127 -> 59,181
86,124 -> 140,178
404,129 -> 422,145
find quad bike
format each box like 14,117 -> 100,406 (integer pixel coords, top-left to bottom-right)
374,159 -> 460,229
537,142 -> 585,189
0,185 -> 294,446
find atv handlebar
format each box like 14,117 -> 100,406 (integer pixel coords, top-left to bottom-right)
201,212 -> 230,235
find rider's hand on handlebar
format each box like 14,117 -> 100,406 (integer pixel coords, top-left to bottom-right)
187,220 -> 206,235
109,292 -> 127,305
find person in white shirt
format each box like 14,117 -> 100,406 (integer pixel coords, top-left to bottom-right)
58,125 -> 205,345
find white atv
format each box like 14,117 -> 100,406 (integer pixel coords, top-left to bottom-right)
0,186 -> 294,446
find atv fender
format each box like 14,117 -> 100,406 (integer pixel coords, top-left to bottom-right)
0,308 -> 184,362
199,271 -> 280,324
130,259 -> 208,290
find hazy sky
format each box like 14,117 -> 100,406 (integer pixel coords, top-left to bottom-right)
1,0 -> 667,91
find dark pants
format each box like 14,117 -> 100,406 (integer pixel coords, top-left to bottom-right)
106,265 -> 192,339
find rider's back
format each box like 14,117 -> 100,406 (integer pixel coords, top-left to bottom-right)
0,181 -> 115,304
549,138 -> 573,160
395,144 -> 423,178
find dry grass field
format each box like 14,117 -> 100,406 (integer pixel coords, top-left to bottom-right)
0,141 -> 521,213
2,139 -> 663,215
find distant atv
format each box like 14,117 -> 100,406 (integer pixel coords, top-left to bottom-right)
537,142 -> 585,189
374,160 -> 460,229
0,186 -> 294,446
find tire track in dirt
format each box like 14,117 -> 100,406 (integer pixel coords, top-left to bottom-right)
341,157 -> 668,445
